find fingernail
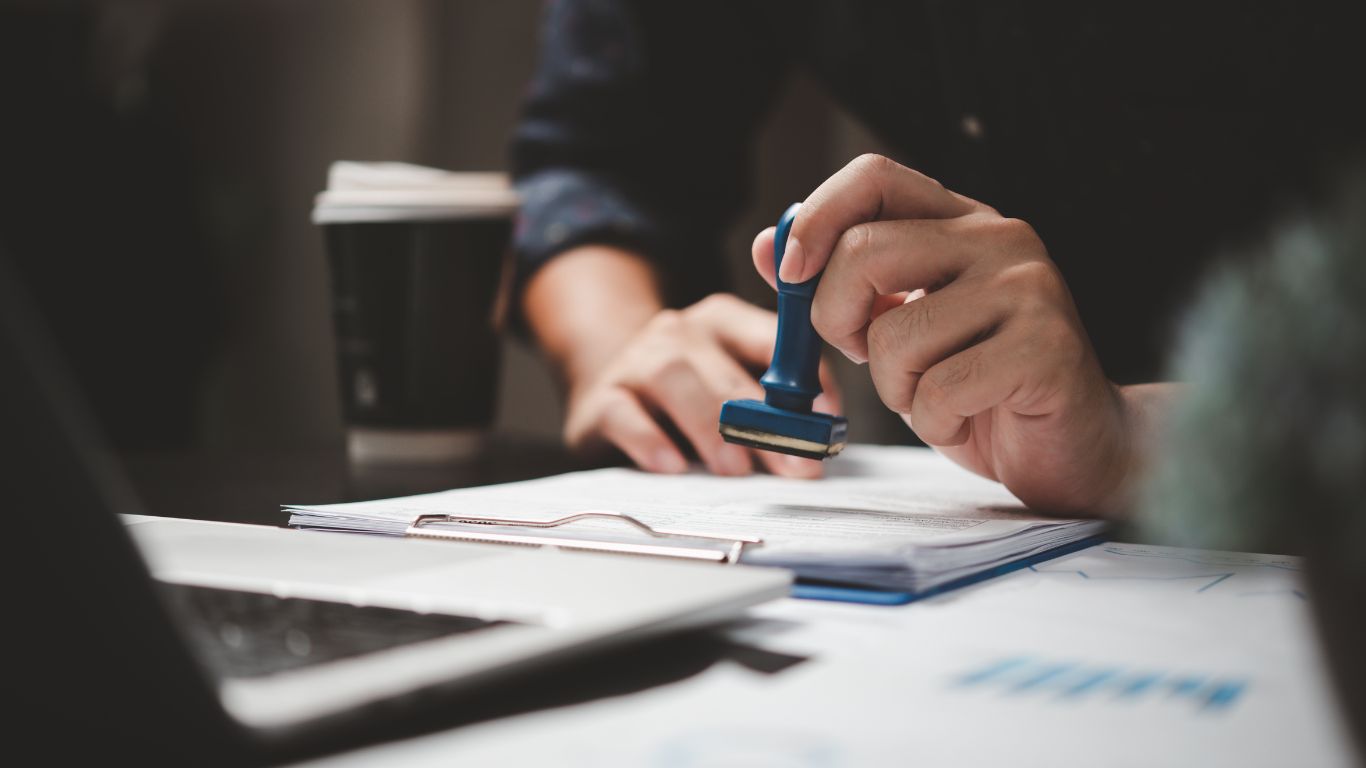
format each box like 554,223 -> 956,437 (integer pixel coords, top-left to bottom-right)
841,348 -> 867,365
778,237 -> 805,283
653,449 -> 686,473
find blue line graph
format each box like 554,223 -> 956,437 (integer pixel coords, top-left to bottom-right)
1025,563 -> 1240,592
953,656 -> 1248,713
1086,546 -> 1301,572
1234,589 -> 1308,600
1025,544 -> 1303,596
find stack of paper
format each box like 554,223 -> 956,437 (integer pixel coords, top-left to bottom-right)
285,446 -> 1105,594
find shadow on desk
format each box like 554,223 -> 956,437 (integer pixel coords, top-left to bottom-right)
272,625 -> 806,763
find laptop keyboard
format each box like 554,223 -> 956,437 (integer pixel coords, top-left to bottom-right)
158,583 -> 508,679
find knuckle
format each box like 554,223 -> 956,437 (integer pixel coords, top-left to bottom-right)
973,200 -> 1002,217
920,369 -> 953,404
992,216 -> 1046,257
690,292 -> 737,320
867,307 -> 917,364
875,375 -> 915,415
903,301 -> 935,343
930,348 -> 980,392
646,308 -> 684,335
866,316 -> 898,362
997,259 -> 1059,296
836,222 -> 875,265
849,152 -> 895,177
994,215 -> 1038,241
641,353 -> 692,389
660,354 -> 696,382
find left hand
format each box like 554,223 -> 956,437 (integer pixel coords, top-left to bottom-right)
752,154 -> 1133,513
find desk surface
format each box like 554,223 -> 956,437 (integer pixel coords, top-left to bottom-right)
296,544 -> 1353,767
122,443 -> 1358,767
121,436 -> 591,527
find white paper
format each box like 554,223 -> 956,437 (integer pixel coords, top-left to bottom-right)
295,542 -> 1353,768
287,446 -> 1104,591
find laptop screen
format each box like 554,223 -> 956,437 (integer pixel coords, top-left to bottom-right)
0,249 -> 253,765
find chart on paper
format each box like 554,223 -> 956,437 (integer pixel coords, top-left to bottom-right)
1024,542 -> 1305,599
952,655 -> 1249,713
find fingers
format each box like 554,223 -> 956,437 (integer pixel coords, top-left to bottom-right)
694,346 -> 826,478
816,355 -> 843,414
811,217 -> 988,362
761,451 -> 824,478
899,319 -> 1072,447
634,348 -> 756,476
572,296 -> 836,479
689,294 -> 842,413
757,226 -> 916,326
689,294 -> 778,369
864,279 -> 1010,415
751,227 -> 778,289
907,335 -> 1018,447
588,388 -> 689,474
718,348 -> 837,476
782,154 -> 982,283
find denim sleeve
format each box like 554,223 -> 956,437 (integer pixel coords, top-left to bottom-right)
510,0 -> 789,306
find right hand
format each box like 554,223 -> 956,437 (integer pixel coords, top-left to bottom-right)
564,293 -> 839,478
750,154 -> 1144,513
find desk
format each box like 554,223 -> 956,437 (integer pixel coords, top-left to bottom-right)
121,436 -> 591,526
123,443 -> 1359,767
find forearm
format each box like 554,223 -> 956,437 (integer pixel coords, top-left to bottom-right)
522,245 -> 664,389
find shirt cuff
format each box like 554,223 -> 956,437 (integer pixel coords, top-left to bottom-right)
513,168 -> 662,279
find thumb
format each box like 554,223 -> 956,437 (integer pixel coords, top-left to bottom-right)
750,227 -> 779,290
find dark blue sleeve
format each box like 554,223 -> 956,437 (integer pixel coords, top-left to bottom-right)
511,0 -> 790,306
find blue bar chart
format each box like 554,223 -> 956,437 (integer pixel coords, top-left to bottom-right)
952,656 -> 1249,713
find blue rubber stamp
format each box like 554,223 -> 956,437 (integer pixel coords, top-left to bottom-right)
718,203 -> 847,459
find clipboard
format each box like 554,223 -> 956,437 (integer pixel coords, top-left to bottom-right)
406,511 -> 762,565
789,536 -> 1107,605
403,514 -> 1104,607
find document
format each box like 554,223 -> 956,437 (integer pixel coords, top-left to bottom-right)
295,542 -> 1342,768
286,446 -> 1105,592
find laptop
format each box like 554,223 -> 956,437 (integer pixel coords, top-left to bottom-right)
1,250 -> 790,765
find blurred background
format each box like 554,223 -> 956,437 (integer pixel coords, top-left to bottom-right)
3,2 -> 1362,754
0,0 -> 908,453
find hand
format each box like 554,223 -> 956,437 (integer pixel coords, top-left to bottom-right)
752,154 -> 1134,513
564,293 -> 840,478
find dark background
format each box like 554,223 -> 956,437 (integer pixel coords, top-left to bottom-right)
4,2 -> 1362,456
0,0 -> 914,453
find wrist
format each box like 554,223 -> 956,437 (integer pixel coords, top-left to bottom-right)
522,244 -> 664,390
1098,382 -> 1177,517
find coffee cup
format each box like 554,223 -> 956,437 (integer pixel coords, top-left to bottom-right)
313,162 -> 517,463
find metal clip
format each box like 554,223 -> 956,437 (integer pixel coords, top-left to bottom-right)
406,510 -> 761,564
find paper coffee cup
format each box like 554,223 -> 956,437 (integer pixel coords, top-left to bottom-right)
314,162 -> 518,464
